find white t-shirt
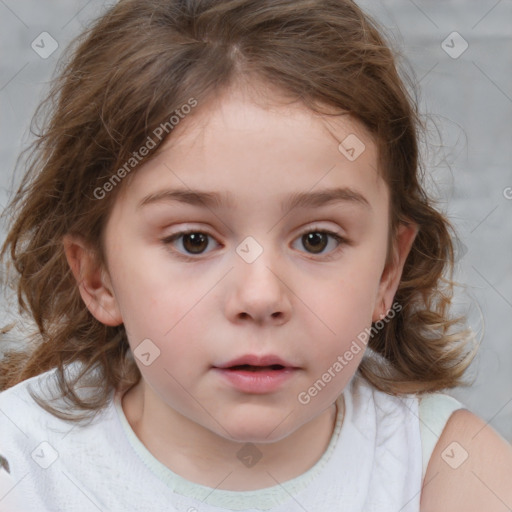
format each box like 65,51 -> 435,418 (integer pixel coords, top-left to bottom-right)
0,364 -> 464,511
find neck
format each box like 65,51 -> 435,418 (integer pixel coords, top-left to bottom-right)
121,381 -> 340,491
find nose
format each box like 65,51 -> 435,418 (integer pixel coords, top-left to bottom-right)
224,248 -> 293,326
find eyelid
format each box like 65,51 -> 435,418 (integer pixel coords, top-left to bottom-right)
295,223 -> 345,238
161,227 -> 217,242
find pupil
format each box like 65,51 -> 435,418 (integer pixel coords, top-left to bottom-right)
303,232 -> 327,253
184,233 -> 208,254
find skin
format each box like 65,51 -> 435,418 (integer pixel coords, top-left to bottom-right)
65,82 -> 512,506
420,409 -> 512,510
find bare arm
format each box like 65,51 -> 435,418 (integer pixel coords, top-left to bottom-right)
420,409 -> 512,511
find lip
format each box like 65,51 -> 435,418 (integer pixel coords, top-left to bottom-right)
212,354 -> 299,394
213,367 -> 297,394
214,354 -> 297,369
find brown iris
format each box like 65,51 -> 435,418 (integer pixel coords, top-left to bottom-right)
182,233 -> 209,254
302,232 -> 328,254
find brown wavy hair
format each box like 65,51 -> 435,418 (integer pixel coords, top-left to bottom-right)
0,0 -> 477,422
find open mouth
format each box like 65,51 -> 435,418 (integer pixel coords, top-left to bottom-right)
227,364 -> 286,372
214,362 -> 296,393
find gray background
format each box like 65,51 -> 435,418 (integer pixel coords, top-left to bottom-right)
1,1 -> 511,442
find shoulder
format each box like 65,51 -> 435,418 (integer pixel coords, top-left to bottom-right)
420,408 -> 512,511
0,364 -> 97,474
0,370 -> 56,493
0,369 -> 52,434
0,368 -> 62,455
0,365 -> 119,509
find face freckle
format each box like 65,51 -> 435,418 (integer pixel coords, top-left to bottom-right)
102,85 -> 395,445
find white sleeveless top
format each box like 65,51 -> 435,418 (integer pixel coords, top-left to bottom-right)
0,365 -> 464,511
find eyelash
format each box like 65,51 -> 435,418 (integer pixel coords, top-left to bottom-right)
160,226 -> 348,262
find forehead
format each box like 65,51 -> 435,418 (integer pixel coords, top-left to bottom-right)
164,84 -> 376,164
115,84 -> 387,215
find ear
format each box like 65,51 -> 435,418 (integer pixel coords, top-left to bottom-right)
62,234 -> 123,326
372,221 -> 418,322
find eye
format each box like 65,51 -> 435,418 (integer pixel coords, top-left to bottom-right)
161,230 -> 220,258
161,227 -> 347,261
292,228 -> 346,258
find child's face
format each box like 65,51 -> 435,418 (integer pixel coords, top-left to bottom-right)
83,86 -> 415,443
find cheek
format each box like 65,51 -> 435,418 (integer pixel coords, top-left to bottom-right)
309,261 -> 382,333
316,284 -> 373,369
296,253 -> 384,380
107,246 -> 173,332
109,247 -> 214,362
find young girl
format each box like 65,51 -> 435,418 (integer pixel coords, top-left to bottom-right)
0,0 -> 511,510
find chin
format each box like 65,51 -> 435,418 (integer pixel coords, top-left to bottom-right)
224,429 -> 292,445
214,412 -> 300,444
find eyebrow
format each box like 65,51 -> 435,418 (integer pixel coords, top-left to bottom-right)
137,186 -> 371,212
